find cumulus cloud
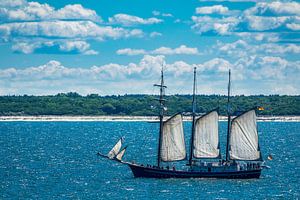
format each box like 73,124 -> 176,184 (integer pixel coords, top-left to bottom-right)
245,15 -> 293,31
0,0 -> 26,8
108,13 -> 162,26
11,40 -> 98,55
0,21 -> 143,41
116,48 -> 147,56
215,39 -> 300,58
150,31 -> 162,37
191,16 -> 239,35
191,1 -> 300,35
0,2 -> 102,22
196,5 -> 229,15
235,32 -> 280,43
243,1 -> 300,31
152,45 -> 199,55
0,1 -> 147,55
286,23 -> 300,31
116,45 -> 200,56
0,55 -> 299,95
245,1 -> 300,16
248,56 -> 289,79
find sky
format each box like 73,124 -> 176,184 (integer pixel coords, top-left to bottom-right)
0,0 -> 299,96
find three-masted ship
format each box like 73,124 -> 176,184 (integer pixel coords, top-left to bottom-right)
99,68 -> 264,179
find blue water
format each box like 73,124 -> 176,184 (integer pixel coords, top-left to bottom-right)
0,121 -> 299,199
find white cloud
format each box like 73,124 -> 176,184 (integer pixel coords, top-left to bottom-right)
245,15 -> 290,31
191,1 -> 300,35
152,10 -> 173,17
108,13 -> 162,26
152,10 -> 160,16
196,5 -> 229,15
59,40 -> 90,52
162,13 -> 173,17
116,48 -> 147,56
235,32 -> 280,42
152,45 -> 199,55
216,39 -> 300,58
243,2 -> 300,31
0,1 -> 145,55
0,1 -> 102,22
0,21 -> 143,40
116,45 -> 200,56
286,23 -> 300,30
0,0 -> 26,8
150,31 -> 162,37
191,16 -> 239,35
248,56 -> 289,80
1,55 -> 299,95
245,1 -> 300,16
11,40 -> 99,55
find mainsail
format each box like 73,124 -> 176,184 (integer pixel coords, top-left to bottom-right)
160,114 -> 186,162
108,138 -> 123,159
193,110 -> 220,158
229,110 -> 261,160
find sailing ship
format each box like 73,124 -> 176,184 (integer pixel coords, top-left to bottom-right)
98,68 -> 265,179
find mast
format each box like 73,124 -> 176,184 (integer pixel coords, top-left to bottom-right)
189,67 -> 197,165
154,68 -> 166,167
225,69 -> 231,161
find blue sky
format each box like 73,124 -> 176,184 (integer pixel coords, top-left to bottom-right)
0,0 -> 299,95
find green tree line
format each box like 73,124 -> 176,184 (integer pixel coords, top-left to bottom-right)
0,92 -> 299,116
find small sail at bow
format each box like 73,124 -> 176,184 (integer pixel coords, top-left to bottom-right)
229,110 -> 260,160
116,146 -> 127,161
108,138 -> 123,159
161,114 -> 186,162
193,110 -> 220,158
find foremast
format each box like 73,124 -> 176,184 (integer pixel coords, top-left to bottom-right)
189,67 -> 197,166
154,69 -> 167,167
225,69 -> 231,162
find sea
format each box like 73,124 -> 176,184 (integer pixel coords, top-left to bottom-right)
0,121 -> 299,199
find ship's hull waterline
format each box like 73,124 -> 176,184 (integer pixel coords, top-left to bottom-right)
128,163 -> 261,179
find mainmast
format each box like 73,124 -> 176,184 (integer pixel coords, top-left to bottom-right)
154,68 -> 167,167
225,69 -> 231,161
189,67 -> 197,165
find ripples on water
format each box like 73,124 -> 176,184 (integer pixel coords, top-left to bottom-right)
0,121 -> 299,199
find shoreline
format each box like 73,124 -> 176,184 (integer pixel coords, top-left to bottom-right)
0,115 -> 300,122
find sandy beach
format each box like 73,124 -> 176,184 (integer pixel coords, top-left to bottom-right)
0,115 -> 299,122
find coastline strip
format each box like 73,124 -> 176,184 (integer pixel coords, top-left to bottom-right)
0,116 -> 299,122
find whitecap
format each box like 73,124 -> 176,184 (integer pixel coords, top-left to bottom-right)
125,188 -> 134,191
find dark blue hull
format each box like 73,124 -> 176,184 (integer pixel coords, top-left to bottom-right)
128,163 -> 261,179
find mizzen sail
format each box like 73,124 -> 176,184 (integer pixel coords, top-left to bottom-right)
229,110 -> 260,160
160,114 -> 186,162
193,110 -> 220,158
108,138 -> 123,159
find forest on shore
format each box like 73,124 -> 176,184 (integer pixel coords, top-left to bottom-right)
0,93 -> 299,116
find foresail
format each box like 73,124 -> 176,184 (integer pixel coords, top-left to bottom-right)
229,110 -> 260,160
161,114 -> 186,162
108,138 -> 122,159
193,110 -> 220,158
116,147 -> 127,161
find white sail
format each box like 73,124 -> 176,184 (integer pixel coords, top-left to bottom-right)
160,114 -> 186,162
116,147 -> 127,161
229,110 -> 260,160
108,138 -> 122,159
193,111 -> 220,158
